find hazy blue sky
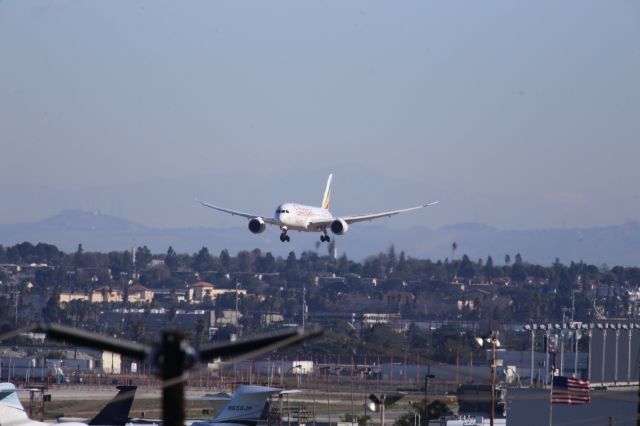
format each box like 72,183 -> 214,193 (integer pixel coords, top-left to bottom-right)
1,1 -> 639,231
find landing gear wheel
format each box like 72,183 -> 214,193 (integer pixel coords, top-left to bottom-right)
320,232 -> 330,243
280,233 -> 290,242
285,235 -> 290,242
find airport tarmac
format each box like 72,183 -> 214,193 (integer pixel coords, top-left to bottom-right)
18,386 -> 435,423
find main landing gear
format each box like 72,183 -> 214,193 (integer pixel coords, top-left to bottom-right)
320,231 -> 331,243
279,227 -> 290,242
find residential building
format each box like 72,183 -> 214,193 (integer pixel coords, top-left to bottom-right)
90,286 -> 123,303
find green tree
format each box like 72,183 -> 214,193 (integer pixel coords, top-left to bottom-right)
484,256 -> 494,281
220,249 -> 232,272
42,294 -> 62,323
510,253 -> 527,282
164,246 -> 178,271
73,243 -> 85,268
458,255 -> 476,281
135,246 -> 153,270
387,245 -> 397,272
193,247 -> 215,272
237,250 -> 254,272
255,252 -> 276,273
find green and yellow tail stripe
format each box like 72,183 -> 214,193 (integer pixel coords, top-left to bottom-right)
322,174 -> 333,210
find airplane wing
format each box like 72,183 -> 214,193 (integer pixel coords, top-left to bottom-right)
342,201 -> 439,224
308,201 -> 439,228
197,200 -> 278,225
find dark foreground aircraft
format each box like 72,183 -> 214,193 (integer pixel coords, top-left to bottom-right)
1,384 -> 137,426
0,323 -> 321,426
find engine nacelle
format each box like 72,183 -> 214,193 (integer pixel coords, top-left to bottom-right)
248,217 -> 266,234
330,218 -> 349,235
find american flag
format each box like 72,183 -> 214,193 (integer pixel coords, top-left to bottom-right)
551,376 -> 591,405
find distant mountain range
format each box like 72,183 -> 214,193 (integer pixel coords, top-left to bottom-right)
0,210 -> 638,265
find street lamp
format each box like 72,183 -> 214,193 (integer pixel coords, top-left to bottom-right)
523,324 -> 536,386
366,392 -> 405,426
586,323 -> 594,381
281,364 -> 302,386
570,323 -> 579,378
538,324 -> 551,385
474,331 -> 500,426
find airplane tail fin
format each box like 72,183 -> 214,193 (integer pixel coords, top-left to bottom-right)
212,385 -> 283,423
88,385 -> 137,426
0,383 -> 29,425
322,173 -> 333,210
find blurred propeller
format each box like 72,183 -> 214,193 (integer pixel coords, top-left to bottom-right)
0,323 -> 322,426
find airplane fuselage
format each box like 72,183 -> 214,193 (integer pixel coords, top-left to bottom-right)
275,202 -> 333,232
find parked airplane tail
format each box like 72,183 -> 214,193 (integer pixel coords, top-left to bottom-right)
322,173 -> 333,210
88,385 -> 137,426
0,382 -> 29,426
189,385 -> 286,426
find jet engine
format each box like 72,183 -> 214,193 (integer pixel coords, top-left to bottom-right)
248,217 -> 266,234
330,218 -> 349,235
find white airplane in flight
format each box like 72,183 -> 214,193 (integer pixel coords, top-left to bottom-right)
198,174 -> 438,243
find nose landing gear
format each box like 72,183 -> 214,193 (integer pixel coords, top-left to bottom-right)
280,227 -> 290,242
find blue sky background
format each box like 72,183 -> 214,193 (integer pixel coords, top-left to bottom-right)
1,1 -> 639,231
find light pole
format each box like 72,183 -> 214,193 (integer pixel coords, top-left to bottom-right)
598,323 -> 606,384
540,324 -> 550,385
587,324 -> 594,382
556,323 -> 565,377
282,364 -> 302,387
474,331 -> 500,426
624,324 -> 631,384
573,324 -> 582,378
489,334 -> 498,426
524,324 -> 536,386
612,324 -> 620,384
